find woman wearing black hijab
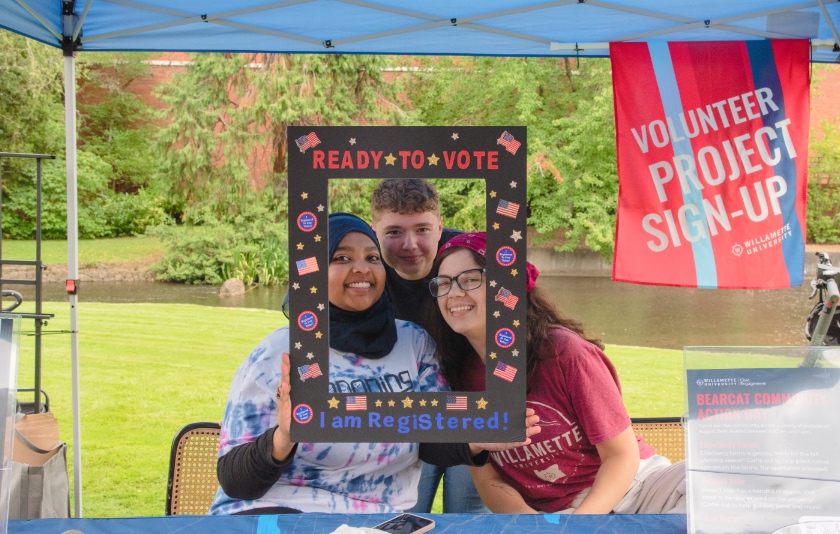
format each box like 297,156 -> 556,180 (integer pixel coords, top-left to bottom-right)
211,213 -> 538,515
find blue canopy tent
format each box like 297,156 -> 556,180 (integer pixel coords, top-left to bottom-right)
2,0 -> 839,517
1,0 -> 839,60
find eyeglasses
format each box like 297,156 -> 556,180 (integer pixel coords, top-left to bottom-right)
282,290 -> 290,319
429,268 -> 486,298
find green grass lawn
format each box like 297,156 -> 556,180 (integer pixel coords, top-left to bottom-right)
607,344 -> 684,417
3,235 -> 167,265
16,301 -> 285,518
14,301 -> 685,518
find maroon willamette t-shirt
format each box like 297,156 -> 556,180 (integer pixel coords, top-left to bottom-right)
463,327 -> 654,512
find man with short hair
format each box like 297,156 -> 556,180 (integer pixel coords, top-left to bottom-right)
370,178 -> 488,514
370,179 -> 461,330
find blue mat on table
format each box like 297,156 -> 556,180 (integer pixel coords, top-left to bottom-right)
9,513 -> 687,533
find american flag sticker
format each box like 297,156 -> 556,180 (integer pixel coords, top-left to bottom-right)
493,361 -> 517,382
298,363 -> 322,381
446,396 -> 467,411
296,257 -> 319,275
346,396 -> 367,411
496,199 -> 520,219
495,287 -> 519,310
295,132 -> 321,152
497,131 -> 521,155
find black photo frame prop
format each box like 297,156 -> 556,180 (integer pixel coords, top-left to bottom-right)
287,126 -> 527,443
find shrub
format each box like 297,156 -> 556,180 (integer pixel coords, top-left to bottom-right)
101,189 -> 169,237
807,119 -> 840,244
148,224 -> 237,284
150,200 -> 288,285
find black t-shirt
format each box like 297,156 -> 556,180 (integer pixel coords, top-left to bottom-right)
384,228 -> 462,332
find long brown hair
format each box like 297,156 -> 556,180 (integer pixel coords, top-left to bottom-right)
424,247 -> 604,391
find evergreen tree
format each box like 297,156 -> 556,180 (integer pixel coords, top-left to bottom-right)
400,56 -> 617,253
155,53 -> 404,221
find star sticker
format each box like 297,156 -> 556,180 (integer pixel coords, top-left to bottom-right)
427,153 -> 439,166
349,138 -> 356,145
297,243 -> 304,250
489,352 -> 497,359
328,397 -> 340,409
489,280 -> 497,287
419,399 -> 427,407
512,349 -> 519,357
511,269 -> 518,276
513,320 -> 520,327
295,342 -> 302,349
314,235 -> 322,242
388,399 -> 396,407
310,286 -> 318,294
306,352 -> 314,359
315,331 -> 323,339
510,181 -> 517,188
489,191 -> 497,198
402,396 -> 414,408
317,303 -> 325,311
375,399 -> 383,407
476,398 -> 488,409
301,192 -> 309,199
292,283 -> 300,290
493,311 -> 500,318
492,222 -> 500,230
317,204 -> 325,212
431,399 -> 439,407
451,133 -> 459,140
510,230 -> 522,242
384,153 -> 397,165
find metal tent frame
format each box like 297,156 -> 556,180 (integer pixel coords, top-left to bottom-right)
1,1 -> 838,61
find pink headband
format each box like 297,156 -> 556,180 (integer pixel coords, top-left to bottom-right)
439,232 -> 540,293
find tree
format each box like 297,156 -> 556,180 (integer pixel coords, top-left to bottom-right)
155,53 -> 405,221
807,118 -> 840,243
77,53 -> 162,194
0,33 -> 66,238
400,56 -> 617,254
1,34 -> 166,238
530,60 -> 617,256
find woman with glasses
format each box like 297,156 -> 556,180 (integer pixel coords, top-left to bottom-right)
210,216 -> 539,515
426,232 -> 685,515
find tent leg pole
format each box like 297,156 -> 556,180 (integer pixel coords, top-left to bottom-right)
64,54 -> 82,519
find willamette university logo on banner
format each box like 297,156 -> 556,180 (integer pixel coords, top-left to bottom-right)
610,40 -> 809,289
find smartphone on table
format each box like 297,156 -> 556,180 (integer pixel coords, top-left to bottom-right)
372,513 -> 435,534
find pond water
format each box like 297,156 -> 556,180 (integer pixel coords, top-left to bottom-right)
23,276 -> 815,350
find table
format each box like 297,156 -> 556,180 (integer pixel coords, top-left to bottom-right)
9,513 -> 687,533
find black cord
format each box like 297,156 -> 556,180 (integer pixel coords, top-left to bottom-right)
20,330 -> 74,336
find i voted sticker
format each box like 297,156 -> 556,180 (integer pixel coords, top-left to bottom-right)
293,404 -> 313,424
496,246 -> 516,266
297,212 -> 317,232
298,311 -> 318,331
495,328 -> 515,348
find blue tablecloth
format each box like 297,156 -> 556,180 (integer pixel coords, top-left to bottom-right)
9,513 -> 687,533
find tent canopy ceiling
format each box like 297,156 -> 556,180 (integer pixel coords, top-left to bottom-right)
2,0 -> 839,62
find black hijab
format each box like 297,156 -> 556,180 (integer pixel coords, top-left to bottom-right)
327,213 -> 397,359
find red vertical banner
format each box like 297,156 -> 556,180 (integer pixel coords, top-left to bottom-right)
610,40 -> 809,289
